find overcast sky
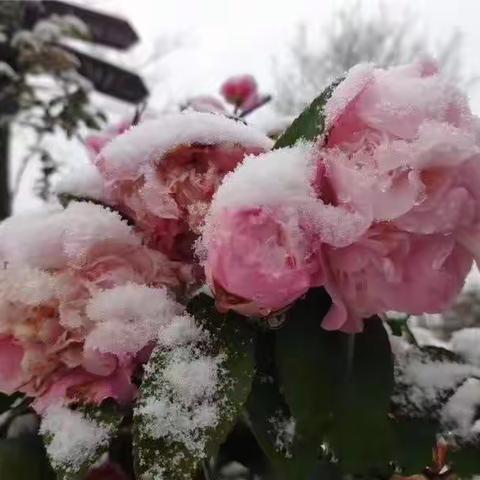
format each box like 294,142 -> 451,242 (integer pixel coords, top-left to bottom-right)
90,0 -> 480,112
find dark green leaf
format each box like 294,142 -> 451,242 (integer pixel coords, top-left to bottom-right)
133,294 -> 255,480
0,437 -> 55,480
275,288 -> 339,477
246,330 -> 333,480
390,418 -> 437,474
330,317 -> 394,474
276,289 -> 394,475
450,444 -> 480,477
274,78 -> 343,149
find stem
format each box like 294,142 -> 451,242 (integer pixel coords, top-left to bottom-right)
202,459 -> 215,480
0,124 -> 11,220
13,130 -> 43,197
404,317 -> 419,347
344,333 -> 356,382
239,95 -> 272,118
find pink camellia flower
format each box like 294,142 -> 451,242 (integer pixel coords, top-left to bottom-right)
95,112 -> 272,276
315,59 -> 480,331
205,207 -> 324,317
204,60 -> 480,332
220,74 -> 258,110
202,144 -> 368,317
0,202 -> 183,412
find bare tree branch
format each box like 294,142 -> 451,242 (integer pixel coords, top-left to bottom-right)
273,1 -> 470,115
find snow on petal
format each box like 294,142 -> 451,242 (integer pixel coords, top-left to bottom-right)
98,112 -> 273,181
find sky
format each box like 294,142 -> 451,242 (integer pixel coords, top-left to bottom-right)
89,0 -> 480,111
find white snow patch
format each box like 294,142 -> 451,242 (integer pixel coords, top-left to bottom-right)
41,406 -> 112,474
0,202 -> 136,269
85,284 -> 181,355
210,142 -> 315,212
138,396 -> 219,453
0,209 -> 66,269
325,63 -> 374,129
451,328 -> 480,367
54,162 -> 106,201
394,353 -> 480,415
268,412 -> 296,458
135,317 -> 228,462
61,202 -> 138,264
441,378 -> 480,441
0,266 -> 56,305
157,314 -> 206,347
100,112 -> 273,180
163,348 -> 223,403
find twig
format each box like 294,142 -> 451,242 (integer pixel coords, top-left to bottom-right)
13,130 -> 43,196
239,95 -> 272,118
202,459 -> 215,480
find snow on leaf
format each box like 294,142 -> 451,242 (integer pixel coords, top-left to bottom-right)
441,378 -> 480,442
133,295 -> 255,480
267,411 -> 296,459
40,404 -> 122,480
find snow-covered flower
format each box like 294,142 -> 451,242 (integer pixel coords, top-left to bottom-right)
203,60 -> 480,332
0,202 -> 182,412
318,59 -> 480,332
202,144 -> 366,317
94,112 -> 272,277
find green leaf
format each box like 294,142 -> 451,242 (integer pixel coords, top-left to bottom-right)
275,289 -> 394,475
329,317 -> 394,474
0,437 -> 55,480
133,294 -> 255,480
450,445 -> 480,477
390,345 -> 478,476
42,403 -> 123,480
246,330 -> 336,480
390,418 -> 437,474
390,417 -> 480,476
274,78 -> 343,149
275,288 -> 340,477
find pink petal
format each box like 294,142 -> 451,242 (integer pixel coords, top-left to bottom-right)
0,337 -> 26,395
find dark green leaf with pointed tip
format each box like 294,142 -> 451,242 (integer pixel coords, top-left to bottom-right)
329,317 -> 394,474
246,330 -> 339,480
274,78 -> 343,149
275,289 -> 394,475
